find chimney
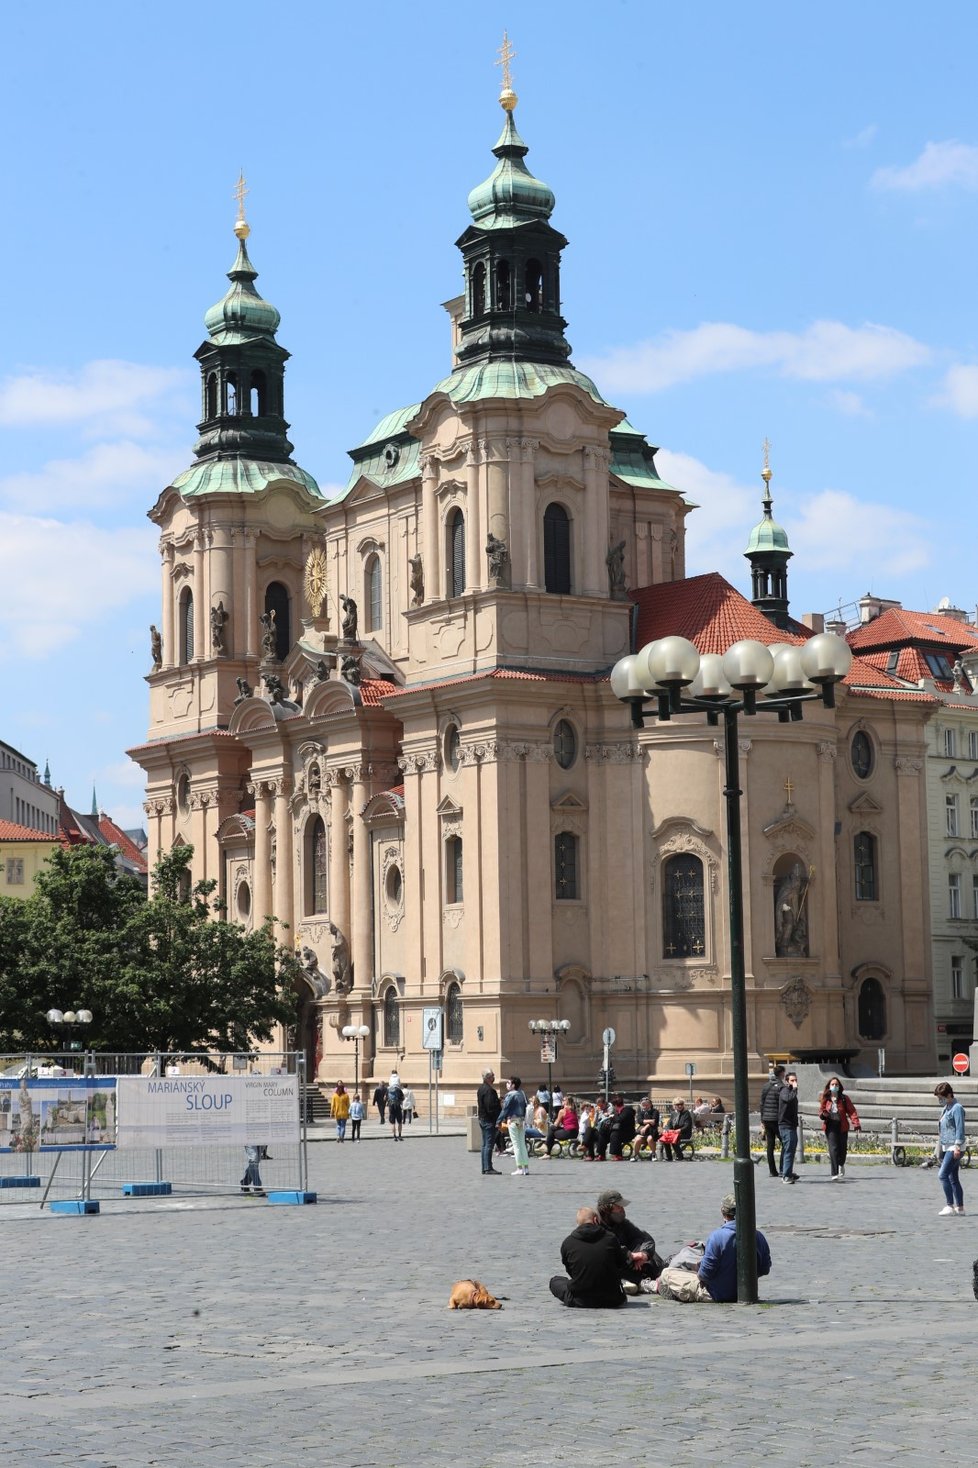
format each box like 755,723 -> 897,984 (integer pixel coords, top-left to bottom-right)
802,613 -> 825,633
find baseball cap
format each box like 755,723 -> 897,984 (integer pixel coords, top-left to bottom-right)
597,1189 -> 628,1209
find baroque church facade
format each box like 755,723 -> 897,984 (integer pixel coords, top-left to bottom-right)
130,84 -> 937,1100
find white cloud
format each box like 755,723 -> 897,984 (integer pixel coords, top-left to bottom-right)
0,512 -> 157,658
828,389 -> 872,418
106,802 -> 149,832
935,364 -> 978,418
871,139 -> 978,192
844,124 -> 878,150
659,449 -> 931,587
0,440 -> 183,511
98,758 -> 148,790
0,360 -> 192,436
580,320 -> 930,394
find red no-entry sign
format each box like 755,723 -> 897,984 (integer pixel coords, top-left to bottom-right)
952,1052 -> 970,1075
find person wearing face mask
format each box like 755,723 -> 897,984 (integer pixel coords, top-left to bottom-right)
934,1081 -> 966,1215
778,1072 -> 800,1183
818,1075 -> 860,1180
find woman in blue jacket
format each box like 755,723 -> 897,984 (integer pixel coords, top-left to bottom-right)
935,1082 -> 966,1216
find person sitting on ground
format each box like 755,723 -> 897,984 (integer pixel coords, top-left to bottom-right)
595,1093 -> 636,1161
692,1096 -> 713,1133
549,1206 -> 646,1308
632,1096 -> 661,1160
652,1193 -> 772,1302
545,1097 -> 579,1156
660,1097 -> 694,1160
596,1188 -> 663,1292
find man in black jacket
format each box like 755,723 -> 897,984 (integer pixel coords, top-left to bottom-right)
596,1189 -> 663,1290
595,1094 -> 637,1160
372,1080 -> 388,1126
778,1070 -> 800,1183
759,1065 -> 785,1178
550,1207 -> 641,1307
476,1070 -> 502,1176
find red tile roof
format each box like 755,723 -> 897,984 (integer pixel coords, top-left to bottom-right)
632,573 -> 808,654
848,607 -> 978,653
0,820 -> 58,842
97,815 -> 149,873
359,678 -> 401,706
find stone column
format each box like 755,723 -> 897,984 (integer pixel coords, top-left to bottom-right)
161,541 -> 176,669
464,444 -> 482,591
521,438 -> 539,590
524,746 -> 554,982
328,772 -> 351,946
252,781 -> 273,926
421,455 -> 440,602
349,766 -> 372,992
816,740 -> 840,971
486,440 -> 509,546
273,776 -> 294,937
241,528 -> 259,658
192,529 -> 205,662
583,446 -> 606,596
210,524 -> 233,653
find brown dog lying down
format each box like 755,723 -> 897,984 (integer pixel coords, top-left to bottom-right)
448,1279 -> 503,1310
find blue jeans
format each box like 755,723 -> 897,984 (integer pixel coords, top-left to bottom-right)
480,1120 -> 497,1172
939,1148 -> 964,1207
779,1125 -> 798,1178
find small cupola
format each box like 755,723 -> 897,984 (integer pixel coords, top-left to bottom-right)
745,443 -> 794,629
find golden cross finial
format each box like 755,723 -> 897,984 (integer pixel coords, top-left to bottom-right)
762,436 -> 772,483
233,170 -> 250,239
495,31 -> 518,109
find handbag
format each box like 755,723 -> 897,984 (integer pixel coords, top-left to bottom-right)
660,1128 -> 680,1145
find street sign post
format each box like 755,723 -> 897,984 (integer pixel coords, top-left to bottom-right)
422,1008 -> 444,1051
952,1052 -> 970,1075
601,1028 -> 616,1102
685,1060 -> 696,1104
540,1034 -> 557,1064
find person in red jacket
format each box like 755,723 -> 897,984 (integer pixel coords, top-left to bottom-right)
818,1075 -> 860,1180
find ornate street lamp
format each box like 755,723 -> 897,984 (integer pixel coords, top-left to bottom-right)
341,1023 -> 370,1096
528,1018 -> 571,1116
46,1008 -> 93,1052
612,631 -> 851,1302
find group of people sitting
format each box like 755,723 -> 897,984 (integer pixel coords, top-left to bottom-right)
549,1188 -> 772,1307
502,1090 -> 726,1162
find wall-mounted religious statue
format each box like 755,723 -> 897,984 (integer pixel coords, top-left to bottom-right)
234,677 -> 253,704
263,672 -> 287,704
259,608 -> 277,661
409,553 -> 424,606
774,860 -> 811,958
299,944 -> 329,998
340,595 -> 358,643
340,653 -> 362,687
329,921 -> 352,995
210,600 -> 229,654
606,539 -> 628,600
953,659 -> 966,692
150,625 -> 163,670
486,532 -> 510,587
313,658 -> 332,683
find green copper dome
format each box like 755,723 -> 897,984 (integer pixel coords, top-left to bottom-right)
745,490 -> 792,555
204,235 -> 281,344
467,109 -> 555,229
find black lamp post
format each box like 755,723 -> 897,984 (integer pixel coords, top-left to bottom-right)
341,1024 -> 370,1096
46,1007 -> 93,1052
528,1018 -> 570,1117
611,631 -> 851,1303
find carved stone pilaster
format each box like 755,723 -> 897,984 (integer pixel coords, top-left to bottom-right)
895,757 -> 923,775
816,741 -> 837,762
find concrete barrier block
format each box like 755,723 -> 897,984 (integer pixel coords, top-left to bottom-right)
266,1189 -> 317,1205
50,1200 -> 100,1215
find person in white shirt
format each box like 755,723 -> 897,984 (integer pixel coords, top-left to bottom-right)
402,1087 -> 416,1124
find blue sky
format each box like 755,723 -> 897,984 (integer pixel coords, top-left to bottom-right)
3,2 -> 978,829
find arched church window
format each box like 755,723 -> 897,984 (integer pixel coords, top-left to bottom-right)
472,261 -> 486,316
448,510 -> 466,598
305,815 -> 328,915
854,832 -> 877,902
543,503 -> 572,594
180,588 -> 194,662
553,719 -> 577,770
264,581 -> 291,660
554,832 -> 580,901
494,259 -> 511,310
383,986 -> 400,1048
446,981 -> 463,1045
445,835 -> 463,904
525,259 -> 543,311
857,976 -> 886,1040
365,555 -> 382,632
206,373 -> 217,419
662,854 -> 705,958
249,370 -> 267,416
225,372 -> 238,415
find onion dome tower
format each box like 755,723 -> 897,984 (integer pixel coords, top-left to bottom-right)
745,443 -> 793,629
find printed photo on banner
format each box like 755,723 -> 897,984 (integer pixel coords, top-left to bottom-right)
0,1077 -> 117,1152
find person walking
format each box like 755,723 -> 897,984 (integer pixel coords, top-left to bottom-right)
387,1074 -> 404,1141
240,1144 -> 264,1196
402,1086 -> 416,1124
372,1080 -> 388,1126
500,1075 -> 530,1176
935,1081 -> 966,1215
477,1070 -> 502,1175
332,1081 -> 351,1143
818,1075 -> 860,1180
778,1071 -> 800,1183
759,1065 -> 785,1178
349,1092 -> 365,1142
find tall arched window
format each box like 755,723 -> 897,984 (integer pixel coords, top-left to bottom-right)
858,976 -> 886,1039
446,835 -> 463,904
554,831 -> 580,900
525,258 -> 543,311
264,581 -> 291,660
365,555 -> 382,632
543,503 -> 572,594
206,373 -> 217,419
472,261 -> 486,316
249,370 -> 267,416
662,854 -> 705,958
305,815 -> 328,914
494,259 -> 511,310
448,510 -> 466,598
383,986 -> 400,1048
446,981 -> 463,1045
179,587 -> 194,662
225,372 -> 238,415
854,832 -> 877,901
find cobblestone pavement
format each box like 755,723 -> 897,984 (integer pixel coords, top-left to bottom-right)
2,1141 -> 973,1466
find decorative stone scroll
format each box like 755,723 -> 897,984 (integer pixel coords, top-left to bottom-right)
780,975 -> 812,1028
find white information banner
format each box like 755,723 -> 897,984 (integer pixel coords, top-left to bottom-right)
116,1075 -> 299,1149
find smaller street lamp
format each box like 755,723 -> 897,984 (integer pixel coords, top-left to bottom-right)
528,1018 -> 571,1116
46,1008 -> 93,1052
341,1024 -> 370,1096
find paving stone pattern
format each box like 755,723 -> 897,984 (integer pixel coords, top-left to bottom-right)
2,1138 -> 974,1466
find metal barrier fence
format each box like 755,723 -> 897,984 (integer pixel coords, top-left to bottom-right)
0,1052 -> 311,1210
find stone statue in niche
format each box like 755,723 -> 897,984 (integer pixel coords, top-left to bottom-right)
486,532 -> 510,587
234,677 -> 253,704
340,595 -> 358,643
606,540 -> 628,600
210,601 -> 229,653
300,945 -> 329,998
774,860 -> 811,958
329,922 -> 352,995
409,553 -> 424,606
259,609 -> 277,661
150,625 -> 163,670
